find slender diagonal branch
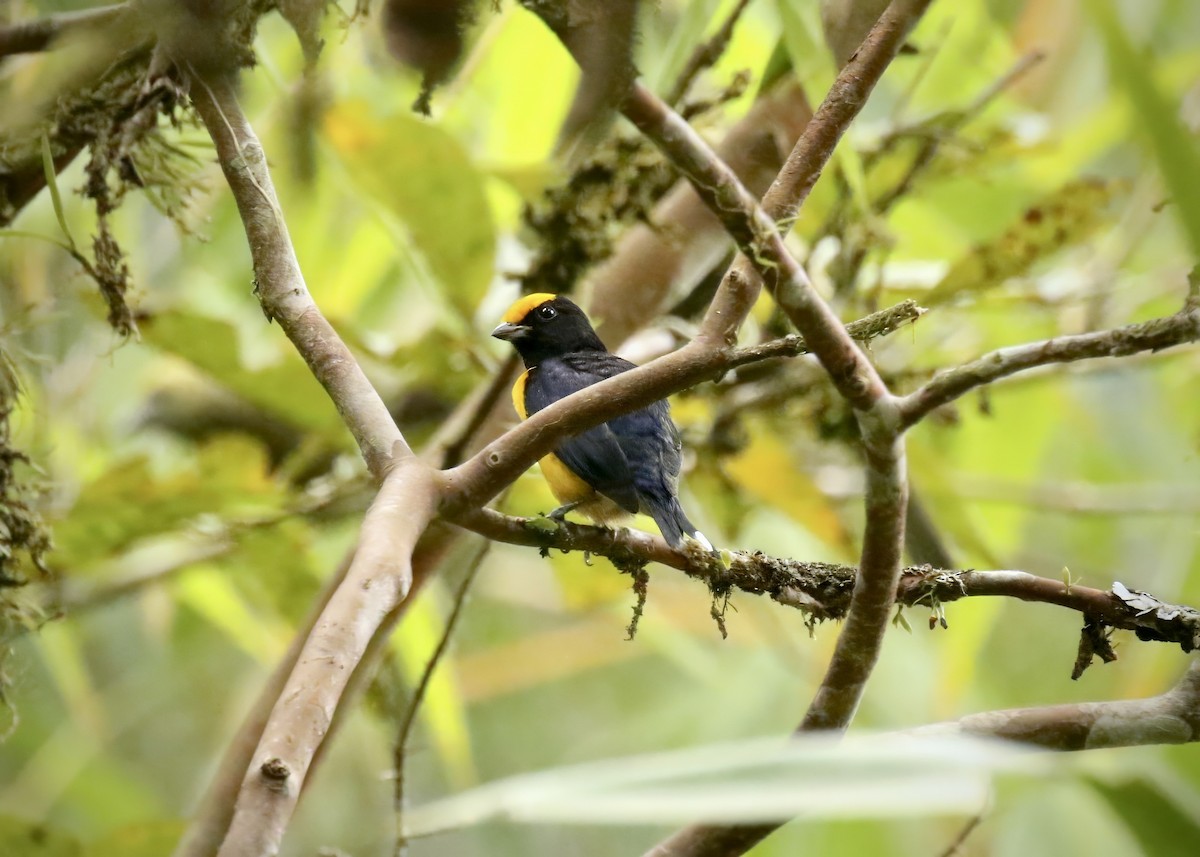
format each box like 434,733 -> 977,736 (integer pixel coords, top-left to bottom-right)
191,73 -> 411,478
0,3 -> 128,56
665,0 -> 754,106
393,540 -> 489,856
915,659 -> 1200,748
214,462 -> 437,857
764,0 -> 930,226
897,306 -> 1200,429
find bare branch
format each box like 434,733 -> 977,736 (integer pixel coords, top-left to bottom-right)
190,73 -> 412,478
187,70 -> 445,857
897,306 -> 1200,429
442,340 -> 721,514
171,549 -> 355,857
441,293 -> 921,517
664,0 -> 754,107
215,462 -> 437,857
0,3 -> 128,56
915,660 -> 1200,749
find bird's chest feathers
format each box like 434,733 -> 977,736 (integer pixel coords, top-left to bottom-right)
514,367 -> 607,508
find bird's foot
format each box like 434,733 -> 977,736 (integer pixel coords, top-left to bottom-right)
547,501 -> 581,522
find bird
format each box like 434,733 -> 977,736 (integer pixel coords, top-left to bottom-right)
492,293 -> 713,551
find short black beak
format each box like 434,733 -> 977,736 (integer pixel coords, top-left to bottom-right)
491,322 -> 531,342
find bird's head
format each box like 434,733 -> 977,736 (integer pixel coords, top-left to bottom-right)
491,293 -> 606,365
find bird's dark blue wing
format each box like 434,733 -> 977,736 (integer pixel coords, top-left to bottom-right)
526,351 -> 703,547
524,355 -> 641,514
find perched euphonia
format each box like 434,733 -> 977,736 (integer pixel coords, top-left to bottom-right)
492,293 -> 713,551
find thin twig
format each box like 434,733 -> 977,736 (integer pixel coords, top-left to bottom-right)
725,299 -> 925,368
897,305 -> 1200,429
938,811 -> 986,857
394,540 -> 490,857
0,3 -> 127,56
431,353 -> 520,468
665,0 -> 755,106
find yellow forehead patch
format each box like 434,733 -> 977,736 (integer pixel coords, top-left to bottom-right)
502,293 -> 557,324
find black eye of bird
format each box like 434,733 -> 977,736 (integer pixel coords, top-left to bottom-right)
537,305 -> 557,321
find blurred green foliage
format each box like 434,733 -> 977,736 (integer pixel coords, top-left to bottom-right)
1,1 -> 1200,855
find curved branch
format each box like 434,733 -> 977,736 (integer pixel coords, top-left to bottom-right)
456,508 -> 1200,656
188,70 -> 442,857
190,74 -> 411,478
898,306 -> 1200,429
916,659 -> 1200,749
215,461 -> 437,857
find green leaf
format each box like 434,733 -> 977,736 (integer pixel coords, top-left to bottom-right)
40,133 -> 76,251
52,438 -> 283,569
1088,0 -> 1200,258
404,732 -> 1033,835
140,312 -> 344,437
1090,774 -> 1200,857
325,103 -> 496,315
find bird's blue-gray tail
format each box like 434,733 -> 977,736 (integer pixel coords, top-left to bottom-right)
647,495 -> 713,552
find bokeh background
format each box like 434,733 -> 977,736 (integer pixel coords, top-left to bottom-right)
3,0 -> 1200,854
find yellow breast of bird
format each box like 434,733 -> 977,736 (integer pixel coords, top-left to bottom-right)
512,368 -> 631,525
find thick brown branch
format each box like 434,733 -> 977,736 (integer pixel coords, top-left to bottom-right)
456,509 -> 1200,656
188,70 -> 440,857
621,85 -> 891,411
215,462 -> 437,857
190,74 -> 411,477
897,307 -> 1200,429
764,0 -> 930,226
915,660 -> 1200,749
